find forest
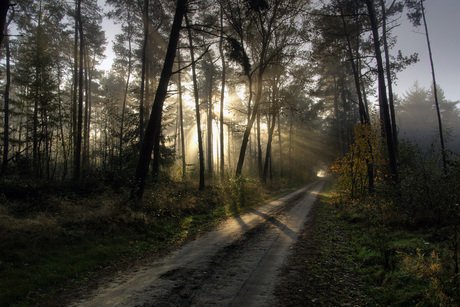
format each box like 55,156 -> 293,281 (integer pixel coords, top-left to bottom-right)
0,0 -> 459,305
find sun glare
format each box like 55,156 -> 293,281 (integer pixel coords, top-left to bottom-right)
316,170 -> 327,178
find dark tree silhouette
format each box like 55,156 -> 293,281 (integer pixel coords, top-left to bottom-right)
131,0 -> 188,201
365,0 -> 399,183
0,0 -> 9,48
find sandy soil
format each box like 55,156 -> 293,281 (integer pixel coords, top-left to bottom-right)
70,181 -> 324,307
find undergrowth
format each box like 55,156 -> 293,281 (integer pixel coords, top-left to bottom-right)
287,177 -> 458,305
328,137 -> 460,305
0,175 -> 296,306
328,190 -> 459,305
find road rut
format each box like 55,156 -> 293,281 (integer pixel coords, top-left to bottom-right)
73,181 -> 324,307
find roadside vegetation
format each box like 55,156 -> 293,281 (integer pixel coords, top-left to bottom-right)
324,127 -> 460,305
0,175 -> 296,306
277,163 -> 459,306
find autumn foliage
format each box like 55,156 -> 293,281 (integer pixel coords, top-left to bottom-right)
330,118 -> 386,198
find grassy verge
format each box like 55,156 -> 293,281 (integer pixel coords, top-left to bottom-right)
280,178 -> 459,305
0,177 -> 298,306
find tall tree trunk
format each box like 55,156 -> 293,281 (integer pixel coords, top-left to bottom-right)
120,21 -> 133,170
177,49 -> 186,180
277,113 -> 282,177
333,75 -> 344,156
228,120 -> 232,172
359,55 -> 370,118
338,1 -> 368,124
56,62 -> 68,180
219,7 -> 226,180
289,109 -> 293,181
262,112 -> 276,183
236,68 -> 264,176
83,50 -> 89,172
87,56 -> 94,167
33,1 -> 43,176
72,0 -> 78,172
257,109 -> 262,178
0,0 -> 9,48
139,0 -> 149,145
131,0 -> 187,201
2,28 -> 10,173
207,59 -> 214,177
44,108 -> 50,179
421,0 -> 447,175
74,0 -> 84,182
186,14 -> 205,190
380,0 -> 398,154
263,74 -> 279,183
366,0 -> 398,183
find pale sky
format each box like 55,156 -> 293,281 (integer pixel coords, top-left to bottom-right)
392,0 -> 460,102
98,0 -> 460,102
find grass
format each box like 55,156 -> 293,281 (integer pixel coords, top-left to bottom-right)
0,176 -> 298,306
304,179 -> 459,306
275,176 -> 457,305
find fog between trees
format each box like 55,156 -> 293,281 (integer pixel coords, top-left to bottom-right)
0,0 -> 458,197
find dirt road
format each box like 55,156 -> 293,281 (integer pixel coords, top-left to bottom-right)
72,181 -> 324,307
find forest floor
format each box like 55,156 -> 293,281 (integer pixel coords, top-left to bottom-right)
273,184 -> 372,306
4,177 -> 452,305
62,181 -> 325,306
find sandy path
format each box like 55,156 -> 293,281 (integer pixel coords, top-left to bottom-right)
73,181 -> 324,307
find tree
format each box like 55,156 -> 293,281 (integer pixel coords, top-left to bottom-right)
380,0 -> 402,152
226,0 -> 306,177
219,6 -> 226,180
138,0 -> 149,144
0,0 -> 9,48
13,0 -> 66,178
419,0 -> 447,175
185,12 -> 205,190
336,0 -> 369,125
397,82 -> 460,154
109,3 -> 137,169
131,0 -> 188,201
2,7 -> 13,173
177,49 -> 187,179
74,0 -> 84,181
365,0 -> 398,183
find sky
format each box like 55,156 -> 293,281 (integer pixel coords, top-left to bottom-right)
392,0 -> 460,102
98,0 -> 460,102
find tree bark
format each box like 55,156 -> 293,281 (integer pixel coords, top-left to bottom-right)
83,50 -> 89,171
33,0 -> 44,177
185,13 -> 205,190
338,1 -> 368,124
257,109 -> 262,178
139,0 -> 149,145
277,113 -> 282,177
421,0 -> 447,175
219,7 -> 226,180
236,67 -> 264,176
177,49 -> 186,180
131,0 -> 187,201
74,0 -> 84,182
120,17 -> 133,170
289,109 -> 293,181
0,0 -> 9,48
56,61 -> 68,180
262,112 -> 276,183
207,58 -> 214,177
2,27 -> 10,173
366,0 -> 398,183
333,75 -> 344,156
380,0 -> 399,154
72,0 -> 78,169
